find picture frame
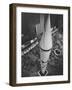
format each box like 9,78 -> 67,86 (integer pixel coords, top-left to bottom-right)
9,3 -> 70,86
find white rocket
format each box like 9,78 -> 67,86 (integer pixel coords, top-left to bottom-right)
39,14 -> 53,75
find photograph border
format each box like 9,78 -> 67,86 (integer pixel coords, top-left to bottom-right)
9,3 -> 70,86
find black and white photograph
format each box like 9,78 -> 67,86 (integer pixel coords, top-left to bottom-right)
9,4 -> 70,86
21,13 -> 63,77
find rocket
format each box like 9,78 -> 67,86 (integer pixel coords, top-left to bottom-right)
38,14 -> 53,76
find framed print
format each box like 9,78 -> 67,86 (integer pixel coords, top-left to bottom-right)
9,3 -> 70,86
